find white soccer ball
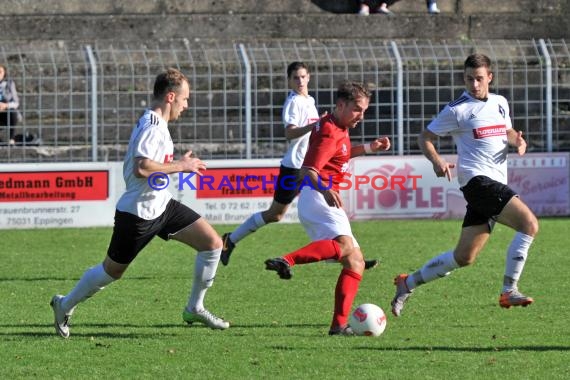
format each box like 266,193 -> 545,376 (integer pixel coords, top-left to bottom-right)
349,303 -> 387,337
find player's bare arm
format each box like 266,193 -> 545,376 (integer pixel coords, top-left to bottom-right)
285,111 -> 327,140
285,122 -> 316,140
418,129 -> 455,181
350,136 -> 391,158
134,150 -> 206,178
507,128 -> 527,156
301,166 -> 343,208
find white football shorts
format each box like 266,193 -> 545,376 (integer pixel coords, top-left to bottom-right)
298,187 -> 359,247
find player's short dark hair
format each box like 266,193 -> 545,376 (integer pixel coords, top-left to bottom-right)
336,80 -> 371,103
287,61 -> 310,78
464,54 -> 492,71
153,68 -> 188,99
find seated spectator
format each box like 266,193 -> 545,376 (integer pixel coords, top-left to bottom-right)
0,64 -> 21,145
359,0 -> 440,15
358,0 -> 397,15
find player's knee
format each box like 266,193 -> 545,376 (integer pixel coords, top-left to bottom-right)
264,212 -> 285,223
524,216 -> 539,237
340,248 -> 364,272
455,254 -> 475,267
263,203 -> 289,223
261,207 -> 287,224
212,235 -> 223,251
102,268 -> 122,280
452,248 -> 477,267
350,255 -> 365,272
202,234 -> 222,251
103,260 -> 127,279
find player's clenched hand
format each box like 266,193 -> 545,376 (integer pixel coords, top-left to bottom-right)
322,189 -> 343,208
433,160 -> 455,182
370,137 -> 391,152
178,150 -> 207,175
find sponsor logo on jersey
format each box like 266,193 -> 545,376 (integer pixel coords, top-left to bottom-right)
472,125 -> 506,139
164,154 -> 174,163
468,113 -> 476,120
498,104 -> 506,118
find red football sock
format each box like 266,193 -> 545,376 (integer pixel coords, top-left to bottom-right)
331,268 -> 362,329
283,240 -> 341,266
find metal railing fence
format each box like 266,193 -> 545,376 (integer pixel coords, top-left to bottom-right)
0,39 -> 568,163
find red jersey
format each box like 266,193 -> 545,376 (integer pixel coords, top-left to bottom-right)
302,114 -> 351,191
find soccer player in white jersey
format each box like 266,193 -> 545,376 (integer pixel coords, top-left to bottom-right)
219,62 -> 318,265
220,61 -> 379,270
50,68 -> 229,338
391,53 -> 539,317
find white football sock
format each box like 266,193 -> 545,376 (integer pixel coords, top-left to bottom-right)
61,263 -> 115,313
502,232 -> 533,292
229,212 -> 266,243
407,250 -> 459,290
187,248 -> 221,312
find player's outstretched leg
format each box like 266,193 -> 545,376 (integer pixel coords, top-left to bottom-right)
391,274 -> 414,317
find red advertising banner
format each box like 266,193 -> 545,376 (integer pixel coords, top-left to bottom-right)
0,171 -> 109,202
194,167 -> 280,199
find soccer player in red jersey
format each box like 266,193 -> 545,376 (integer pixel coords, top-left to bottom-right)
219,62 -> 379,271
265,80 -> 391,335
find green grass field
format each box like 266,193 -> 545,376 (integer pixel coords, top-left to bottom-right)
1,218 -> 569,379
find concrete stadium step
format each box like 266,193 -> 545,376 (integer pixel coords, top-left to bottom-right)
2,12 -> 568,42
1,0 -> 568,42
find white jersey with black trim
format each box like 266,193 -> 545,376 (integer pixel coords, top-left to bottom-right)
427,91 -> 513,187
116,109 -> 174,220
280,90 -> 320,169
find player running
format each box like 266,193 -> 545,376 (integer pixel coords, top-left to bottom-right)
50,68 -> 229,338
391,53 -> 539,317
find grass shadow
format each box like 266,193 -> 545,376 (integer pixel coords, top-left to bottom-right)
353,345 -> 570,352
